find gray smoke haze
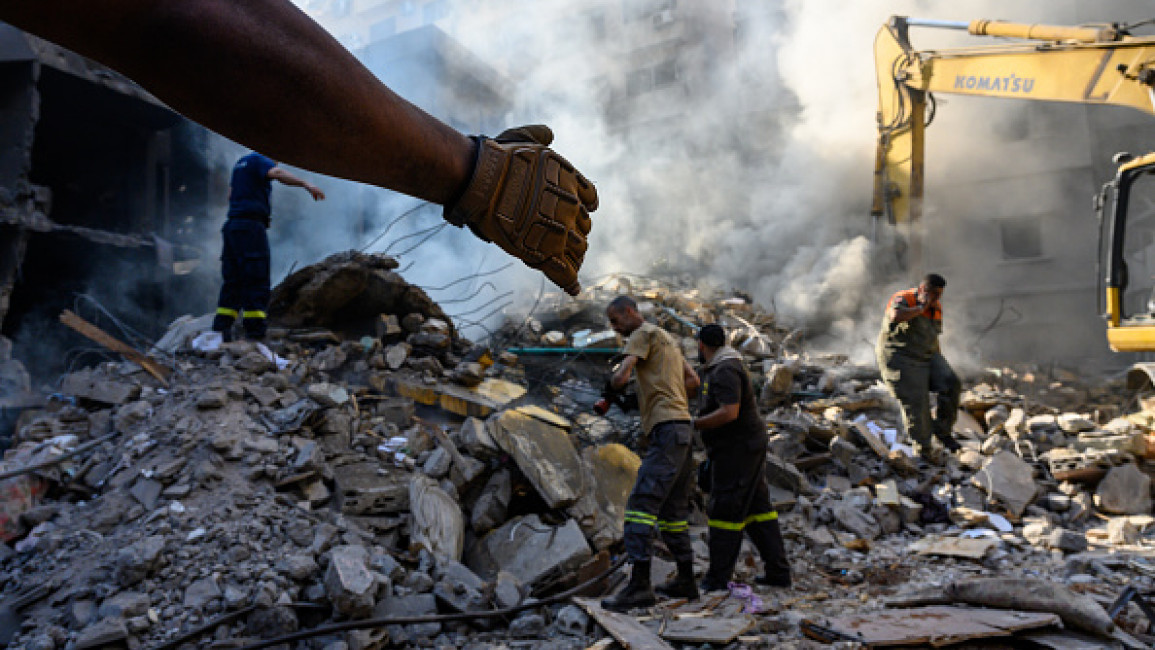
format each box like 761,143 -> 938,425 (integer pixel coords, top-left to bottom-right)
288,0 -> 1155,368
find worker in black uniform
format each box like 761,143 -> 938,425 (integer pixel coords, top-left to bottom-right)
601,295 -> 701,611
212,152 -> 325,341
693,324 -> 791,591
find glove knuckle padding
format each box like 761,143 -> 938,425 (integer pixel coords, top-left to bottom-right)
445,127 -> 596,296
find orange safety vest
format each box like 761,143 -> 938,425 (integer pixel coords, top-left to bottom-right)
888,288 -> 942,324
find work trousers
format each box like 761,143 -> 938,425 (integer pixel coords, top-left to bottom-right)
704,447 -> 790,585
213,217 -> 271,340
877,350 -> 961,455
623,420 -> 695,564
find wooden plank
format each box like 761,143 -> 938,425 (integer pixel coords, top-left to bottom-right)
573,597 -> 675,650
809,606 -> 1060,647
60,310 -> 171,385
660,616 -> 754,644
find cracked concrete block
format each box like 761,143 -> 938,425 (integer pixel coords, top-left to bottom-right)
465,515 -> 591,588
336,463 -> 409,515
184,575 -> 222,610
324,546 -> 376,618
972,450 -> 1038,518
490,410 -> 584,509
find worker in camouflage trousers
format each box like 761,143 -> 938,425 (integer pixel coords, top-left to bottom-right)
876,273 -> 961,464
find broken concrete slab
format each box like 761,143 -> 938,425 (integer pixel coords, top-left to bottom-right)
567,443 -> 641,551
909,535 -> 998,560
74,617 -> 129,650
465,514 -> 591,588
804,606 -> 1059,646
1096,463 -> 1152,515
490,409 -> 584,509
409,475 -> 463,561
572,597 -> 674,649
391,376 -> 526,419
60,367 -> 141,405
946,578 -> 1116,637
972,450 -> 1038,518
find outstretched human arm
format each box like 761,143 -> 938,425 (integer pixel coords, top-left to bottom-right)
0,0 -> 473,204
683,359 -> 700,395
610,355 -> 638,392
268,166 -> 325,201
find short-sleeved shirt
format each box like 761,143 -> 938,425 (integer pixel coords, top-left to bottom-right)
698,356 -> 767,452
228,153 -> 277,219
623,322 -> 691,434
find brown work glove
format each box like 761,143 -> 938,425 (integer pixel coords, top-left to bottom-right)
444,124 -> 598,296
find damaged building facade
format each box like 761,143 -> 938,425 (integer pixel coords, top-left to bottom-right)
0,23 -> 215,388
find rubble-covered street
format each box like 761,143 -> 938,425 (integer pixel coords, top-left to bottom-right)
0,253 -> 1152,649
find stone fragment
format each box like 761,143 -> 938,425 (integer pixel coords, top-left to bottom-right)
130,478 -> 163,510
324,546 -> 376,618
235,350 -> 275,374
556,604 -> 590,636
184,576 -> 222,610
116,536 -> 166,586
432,560 -> 487,613
97,592 -> 150,619
376,594 -> 440,644
377,314 -> 403,338
1058,413 -> 1096,433
196,389 -> 229,409
278,554 -> 319,581
458,417 -> 499,459
465,515 -> 591,588
60,368 -> 140,405
763,363 -> 794,396
1096,464 -> 1152,515
422,446 -> 452,479
494,571 -> 522,609
1044,528 -> 1088,553
450,362 -> 486,387
971,450 -> 1038,518
1004,408 -> 1026,438
246,606 -> 299,639
566,443 -> 641,550
830,501 -> 880,540
829,438 -> 858,468
375,397 -> 415,427
1107,518 -> 1141,545
470,469 -> 511,535
409,475 -> 463,561
984,404 -> 1008,432
307,382 -> 349,407
509,612 -> 546,637
246,384 -> 281,408
74,618 -> 128,650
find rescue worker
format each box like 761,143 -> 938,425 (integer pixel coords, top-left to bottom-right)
876,273 -> 962,464
602,295 -> 701,611
1,1 -> 598,296
692,324 -> 791,591
212,153 -> 325,341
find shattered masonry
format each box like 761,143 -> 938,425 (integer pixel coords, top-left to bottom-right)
1,258 -> 1155,648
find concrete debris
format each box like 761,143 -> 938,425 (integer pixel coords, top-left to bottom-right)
6,268 -> 1155,648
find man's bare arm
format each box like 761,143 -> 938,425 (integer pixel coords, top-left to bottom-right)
693,403 -> 739,430
683,360 -> 700,395
268,167 -> 325,201
1,0 -> 473,204
611,355 -> 638,391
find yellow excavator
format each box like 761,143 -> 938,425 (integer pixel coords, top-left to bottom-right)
873,15 -> 1155,356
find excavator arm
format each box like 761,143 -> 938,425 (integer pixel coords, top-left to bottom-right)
873,15 -> 1155,352
874,15 -> 1155,227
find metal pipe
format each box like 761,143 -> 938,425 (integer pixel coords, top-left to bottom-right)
904,18 -> 969,31
507,347 -> 620,355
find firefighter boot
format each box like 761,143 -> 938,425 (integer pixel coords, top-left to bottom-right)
655,560 -> 699,600
747,517 -> 792,588
700,528 -> 742,593
602,560 -> 656,612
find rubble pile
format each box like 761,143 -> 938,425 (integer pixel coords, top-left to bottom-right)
1,264 -> 1155,648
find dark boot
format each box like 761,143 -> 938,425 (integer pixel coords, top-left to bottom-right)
700,528 -> 742,593
746,517 -> 792,588
602,560 -> 656,612
655,560 -> 699,600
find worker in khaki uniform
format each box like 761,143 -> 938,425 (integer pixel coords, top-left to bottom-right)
602,295 -> 701,611
693,324 -> 791,592
876,273 -> 961,464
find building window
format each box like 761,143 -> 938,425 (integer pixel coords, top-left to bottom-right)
999,217 -> 1044,260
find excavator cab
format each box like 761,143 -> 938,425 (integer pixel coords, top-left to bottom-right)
1098,152 -> 1155,352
